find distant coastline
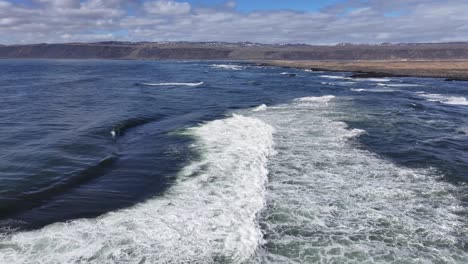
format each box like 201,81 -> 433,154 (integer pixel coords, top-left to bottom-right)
257,60 -> 468,81
2,42 -> 468,80
2,41 -> 468,61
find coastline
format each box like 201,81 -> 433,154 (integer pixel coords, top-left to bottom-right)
257,60 -> 468,81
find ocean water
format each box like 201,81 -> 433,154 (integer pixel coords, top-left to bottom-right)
0,60 -> 467,263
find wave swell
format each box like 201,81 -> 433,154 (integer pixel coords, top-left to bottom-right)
110,116 -> 162,139
0,155 -> 118,217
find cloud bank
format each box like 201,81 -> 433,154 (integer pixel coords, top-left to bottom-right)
0,0 -> 467,44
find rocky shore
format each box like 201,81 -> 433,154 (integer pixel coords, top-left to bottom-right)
259,60 -> 468,81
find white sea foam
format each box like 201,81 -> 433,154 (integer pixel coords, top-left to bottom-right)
351,88 -> 366,92
140,81 -> 204,87
418,93 -> 468,106
252,104 -> 268,112
457,126 -> 468,135
294,95 -> 335,103
354,78 -> 391,82
304,69 -> 324,73
321,81 -> 355,86
0,115 -> 275,264
343,127 -> 367,139
351,88 -> 396,93
378,83 -> 421,87
211,64 -> 243,70
319,75 -> 350,80
245,96 -> 467,263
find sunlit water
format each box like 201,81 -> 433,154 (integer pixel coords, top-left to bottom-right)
0,60 -> 467,263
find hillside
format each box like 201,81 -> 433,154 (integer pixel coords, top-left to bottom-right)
2,42 -> 468,60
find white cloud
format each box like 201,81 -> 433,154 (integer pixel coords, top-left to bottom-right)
0,0 -> 11,8
36,0 -> 81,9
0,0 -> 467,44
144,0 -> 191,16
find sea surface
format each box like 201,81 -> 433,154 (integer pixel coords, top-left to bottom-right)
0,60 -> 467,263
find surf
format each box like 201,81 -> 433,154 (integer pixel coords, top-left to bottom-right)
417,92 -> 468,106
245,95 -> 468,263
0,114 -> 275,264
210,64 -> 244,70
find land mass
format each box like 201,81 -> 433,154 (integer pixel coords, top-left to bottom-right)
260,60 -> 468,81
1,41 -> 468,79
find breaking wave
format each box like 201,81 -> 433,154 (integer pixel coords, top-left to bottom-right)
417,92 -> 468,106
210,64 -> 244,70
319,75 -> 350,80
294,95 -> 335,103
252,104 -> 268,112
245,96 -> 467,263
0,115 -> 275,264
351,88 -> 366,92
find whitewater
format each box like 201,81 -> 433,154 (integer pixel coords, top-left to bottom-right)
0,115 -> 275,264
1,60 -> 468,264
2,96 -> 467,264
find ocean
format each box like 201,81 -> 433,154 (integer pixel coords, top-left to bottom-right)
0,60 -> 467,263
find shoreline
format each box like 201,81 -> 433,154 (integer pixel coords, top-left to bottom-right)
257,60 -> 468,81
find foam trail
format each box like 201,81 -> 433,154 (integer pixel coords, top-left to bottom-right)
140,82 -> 204,87
245,96 -> 467,263
418,93 -> 468,106
0,115 -> 275,264
211,64 -> 243,70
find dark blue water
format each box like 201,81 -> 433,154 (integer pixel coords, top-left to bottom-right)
0,60 -> 467,263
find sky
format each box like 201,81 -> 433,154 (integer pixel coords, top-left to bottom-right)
1,0 -> 467,45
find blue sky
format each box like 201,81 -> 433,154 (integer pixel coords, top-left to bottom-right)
0,0 -> 467,44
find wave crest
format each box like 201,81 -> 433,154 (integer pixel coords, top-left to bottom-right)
210,64 -> 243,70
418,93 -> 468,106
0,115 -> 275,264
294,95 -> 336,103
